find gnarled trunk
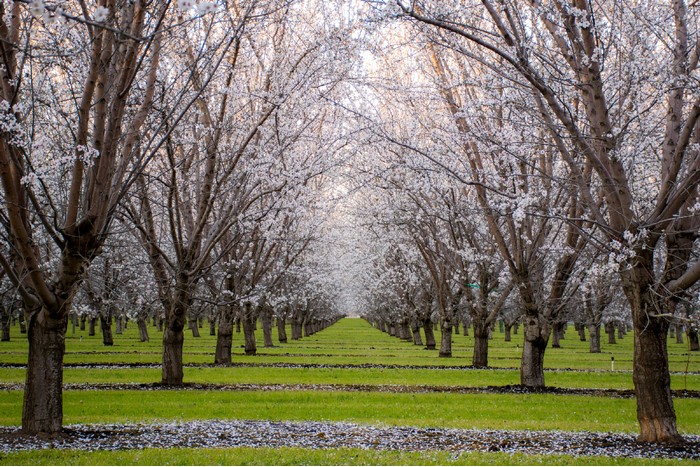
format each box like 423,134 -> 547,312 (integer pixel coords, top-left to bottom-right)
22,308 -> 67,434
520,315 -> 548,388
423,319 -> 436,349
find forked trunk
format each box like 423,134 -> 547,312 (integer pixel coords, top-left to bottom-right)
100,314 -> 113,346
520,315 -> 548,388
137,318 -> 149,342
411,320 -> 423,345
162,324 -> 184,384
472,320 -> 489,368
22,308 -> 67,434
277,317 -> 288,343
439,321 -> 452,357
215,309 -> 233,364
423,320 -> 436,350
588,324 -> 601,353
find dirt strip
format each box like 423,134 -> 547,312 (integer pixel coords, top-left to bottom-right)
0,420 -> 698,459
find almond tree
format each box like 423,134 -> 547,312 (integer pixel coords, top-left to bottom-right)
0,1 -> 175,434
397,0 -> 700,443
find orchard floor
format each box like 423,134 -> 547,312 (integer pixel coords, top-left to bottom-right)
0,317 -> 699,465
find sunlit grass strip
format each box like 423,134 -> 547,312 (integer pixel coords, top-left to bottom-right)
0,390 -> 699,434
1,446 -> 698,466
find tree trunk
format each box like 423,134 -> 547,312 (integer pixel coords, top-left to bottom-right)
576,323 -> 586,341
215,306 -> 233,365
262,307 -> 274,348
411,320 -> 423,345
472,320 -> 489,368
115,315 -> 123,335
504,323 -> 512,342
675,324 -> 684,344
137,318 -> 149,342
551,323 -> 561,348
19,312 -> 26,334
688,328 -> 699,351
520,315 -> 548,388
100,314 -> 113,346
423,319 -> 436,349
80,314 -> 86,331
588,324 -> 601,353
622,269 -> 682,443
22,308 -> 66,434
277,317 -> 288,343
606,322 -> 617,344
1,306 -> 9,341
162,324 -> 184,384
401,321 -> 412,340
439,320 -> 452,357
189,319 -> 200,337
157,317 -> 163,332
242,307 -> 257,355
88,317 -> 96,336
209,319 -> 216,336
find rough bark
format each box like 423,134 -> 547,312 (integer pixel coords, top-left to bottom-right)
242,305 -> 257,355
189,319 -> 200,338
423,319 -> 436,349
22,308 -> 67,434
162,324 -> 184,384
88,317 -> 96,336
675,324 -> 684,344
209,319 -> 216,336
520,315 -> 548,388
215,305 -> 234,364
261,305 -> 274,348
115,315 -> 123,335
606,322 -> 617,344
504,324 -> 512,342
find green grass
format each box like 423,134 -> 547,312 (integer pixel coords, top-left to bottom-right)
1,317 -> 699,465
2,446 -> 697,466
1,389 -> 699,434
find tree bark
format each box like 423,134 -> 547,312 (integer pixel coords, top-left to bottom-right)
189,319 -> 200,337
162,324 -> 184,384
439,320 -> 452,357
80,314 -> 86,331
115,315 -> 123,335
504,323 -> 512,342
242,305 -> 257,355
22,308 -> 66,434
215,305 -> 234,364
472,320 -> 489,368
423,319 -> 436,349
277,317 -> 288,343
100,314 -> 113,346
209,319 -> 216,336
137,318 -> 149,342
675,324 -> 684,344
88,317 -> 96,336
588,324 -> 601,353
520,315 -> 548,388
576,323 -> 586,341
